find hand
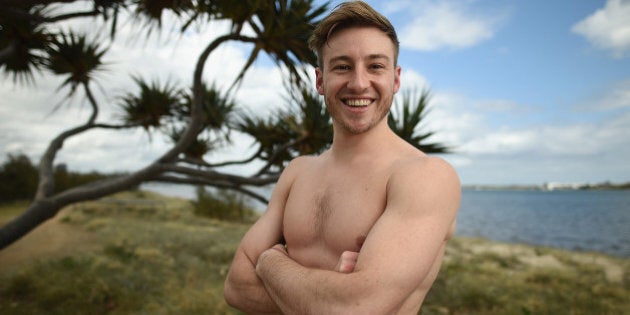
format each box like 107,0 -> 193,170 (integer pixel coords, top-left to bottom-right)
334,250 -> 359,273
256,244 -> 288,272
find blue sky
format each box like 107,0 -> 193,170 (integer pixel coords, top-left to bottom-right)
363,0 -> 630,185
1,0 -> 629,187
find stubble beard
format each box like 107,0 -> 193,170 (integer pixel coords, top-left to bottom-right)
325,96 -> 392,135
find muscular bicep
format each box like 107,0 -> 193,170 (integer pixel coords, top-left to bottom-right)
224,158 -> 306,311
234,164 -> 297,265
231,157 -> 313,264
353,158 -> 460,296
237,204 -> 286,265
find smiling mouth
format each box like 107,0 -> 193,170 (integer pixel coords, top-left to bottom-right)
343,98 -> 373,107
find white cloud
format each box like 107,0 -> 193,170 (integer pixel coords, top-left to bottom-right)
461,129 -> 536,155
596,79 -> 630,110
396,1 -> 502,51
233,65 -> 286,115
399,68 -> 430,91
572,0 -> 630,58
0,8 -> 288,174
412,83 -> 630,184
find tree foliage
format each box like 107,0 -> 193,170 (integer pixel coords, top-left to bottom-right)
0,0 -> 450,249
0,154 -> 125,203
0,154 -> 39,202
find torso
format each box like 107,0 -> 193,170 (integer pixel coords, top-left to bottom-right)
281,142 -> 456,313
283,152 -> 391,269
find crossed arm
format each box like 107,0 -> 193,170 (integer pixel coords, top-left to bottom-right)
224,157 -> 460,314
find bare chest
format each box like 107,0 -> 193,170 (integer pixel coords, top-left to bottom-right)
283,167 -> 388,268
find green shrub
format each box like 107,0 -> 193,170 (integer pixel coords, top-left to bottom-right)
0,154 -> 38,202
192,186 -> 258,222
0,153 -> 132,203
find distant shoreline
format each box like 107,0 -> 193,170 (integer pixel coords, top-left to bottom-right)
463,181 -> 630,192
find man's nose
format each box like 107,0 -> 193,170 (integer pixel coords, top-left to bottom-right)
347,68 -> 369,91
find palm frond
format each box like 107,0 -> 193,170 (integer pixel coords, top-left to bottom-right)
284,78 -> 332,154
168,126 -> 215,159
388,90 -> 452,154
179,82 -> 236,146
229,0 -> 327,87
0,5 -> 51,83
118,77 -> 184,131
133,0 -> 196,27
236,78 -> 332,169
45,31 -> 107,95
236,108 -> 298,169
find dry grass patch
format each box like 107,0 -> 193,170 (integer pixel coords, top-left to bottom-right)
424,237 -> 629,314
1,193 -> 628,314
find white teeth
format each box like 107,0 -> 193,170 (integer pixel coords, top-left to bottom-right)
345,99 -> 371,107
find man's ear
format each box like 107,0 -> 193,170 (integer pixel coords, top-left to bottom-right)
315,68 -> 324,95
393,65 -> 401,93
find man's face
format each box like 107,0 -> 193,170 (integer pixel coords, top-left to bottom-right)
316,26 -> 401,135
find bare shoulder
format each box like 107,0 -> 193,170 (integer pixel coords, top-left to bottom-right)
277,155 -> 318,181
286,154 -> 318,170
387,156 -> 461,216
390,155 -> 459,185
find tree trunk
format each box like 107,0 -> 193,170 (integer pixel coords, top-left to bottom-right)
0,164 -> 159,250
0,199 -> 63,249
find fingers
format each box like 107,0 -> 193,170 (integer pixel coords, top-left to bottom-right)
270,243 -> 288,255
336,250 -> 359,273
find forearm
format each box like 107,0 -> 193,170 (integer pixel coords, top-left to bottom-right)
224,277 -> 280,314
224,252 -> 282,314
256,246 -> 377,314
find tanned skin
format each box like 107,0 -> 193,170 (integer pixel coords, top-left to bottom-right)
224,26 -> 460,314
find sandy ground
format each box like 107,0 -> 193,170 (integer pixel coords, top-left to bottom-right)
0,208 -> 99,271
458,238 -> 626,283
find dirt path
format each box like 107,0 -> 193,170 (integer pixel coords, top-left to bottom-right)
0,208 -> 99,271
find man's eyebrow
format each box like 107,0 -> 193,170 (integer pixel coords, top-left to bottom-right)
327,54 -> 391,67
327,55 -> 352,66
366,54 -> 391,61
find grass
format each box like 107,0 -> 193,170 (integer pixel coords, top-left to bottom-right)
422,238 -> 629,314
1,191 -> 629,314
0,200 -> 30,222
1,191 -> 246,314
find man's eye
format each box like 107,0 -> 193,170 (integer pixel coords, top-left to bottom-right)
334,65 -> 351,70
370,64 -> 385,70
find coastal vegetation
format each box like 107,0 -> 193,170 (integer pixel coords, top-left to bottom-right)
1,192 -> 628,314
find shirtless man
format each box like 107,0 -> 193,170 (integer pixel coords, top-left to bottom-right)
224,1 -> 460,314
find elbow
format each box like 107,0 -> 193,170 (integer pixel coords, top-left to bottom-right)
223,277 -> 239,308
224,274 -> 248,309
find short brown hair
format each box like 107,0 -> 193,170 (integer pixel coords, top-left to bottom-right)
308,1 -> 400,68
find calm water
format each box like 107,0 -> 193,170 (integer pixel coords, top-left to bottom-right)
146,183 -> 630,258
456,189 -> 630,258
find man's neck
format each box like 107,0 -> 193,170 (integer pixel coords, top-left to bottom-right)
328,119 -> 397,162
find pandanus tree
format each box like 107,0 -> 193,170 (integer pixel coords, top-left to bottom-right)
0,0 -> 449,249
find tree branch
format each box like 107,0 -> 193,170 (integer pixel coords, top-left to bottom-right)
155,163 -> 278,187
92,122 -> 141,129
35,82 -> 99,199
158,33 -> 258,164
254,137 -> 306,177
154,175 -> 270,204
176,145 -> 263,168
